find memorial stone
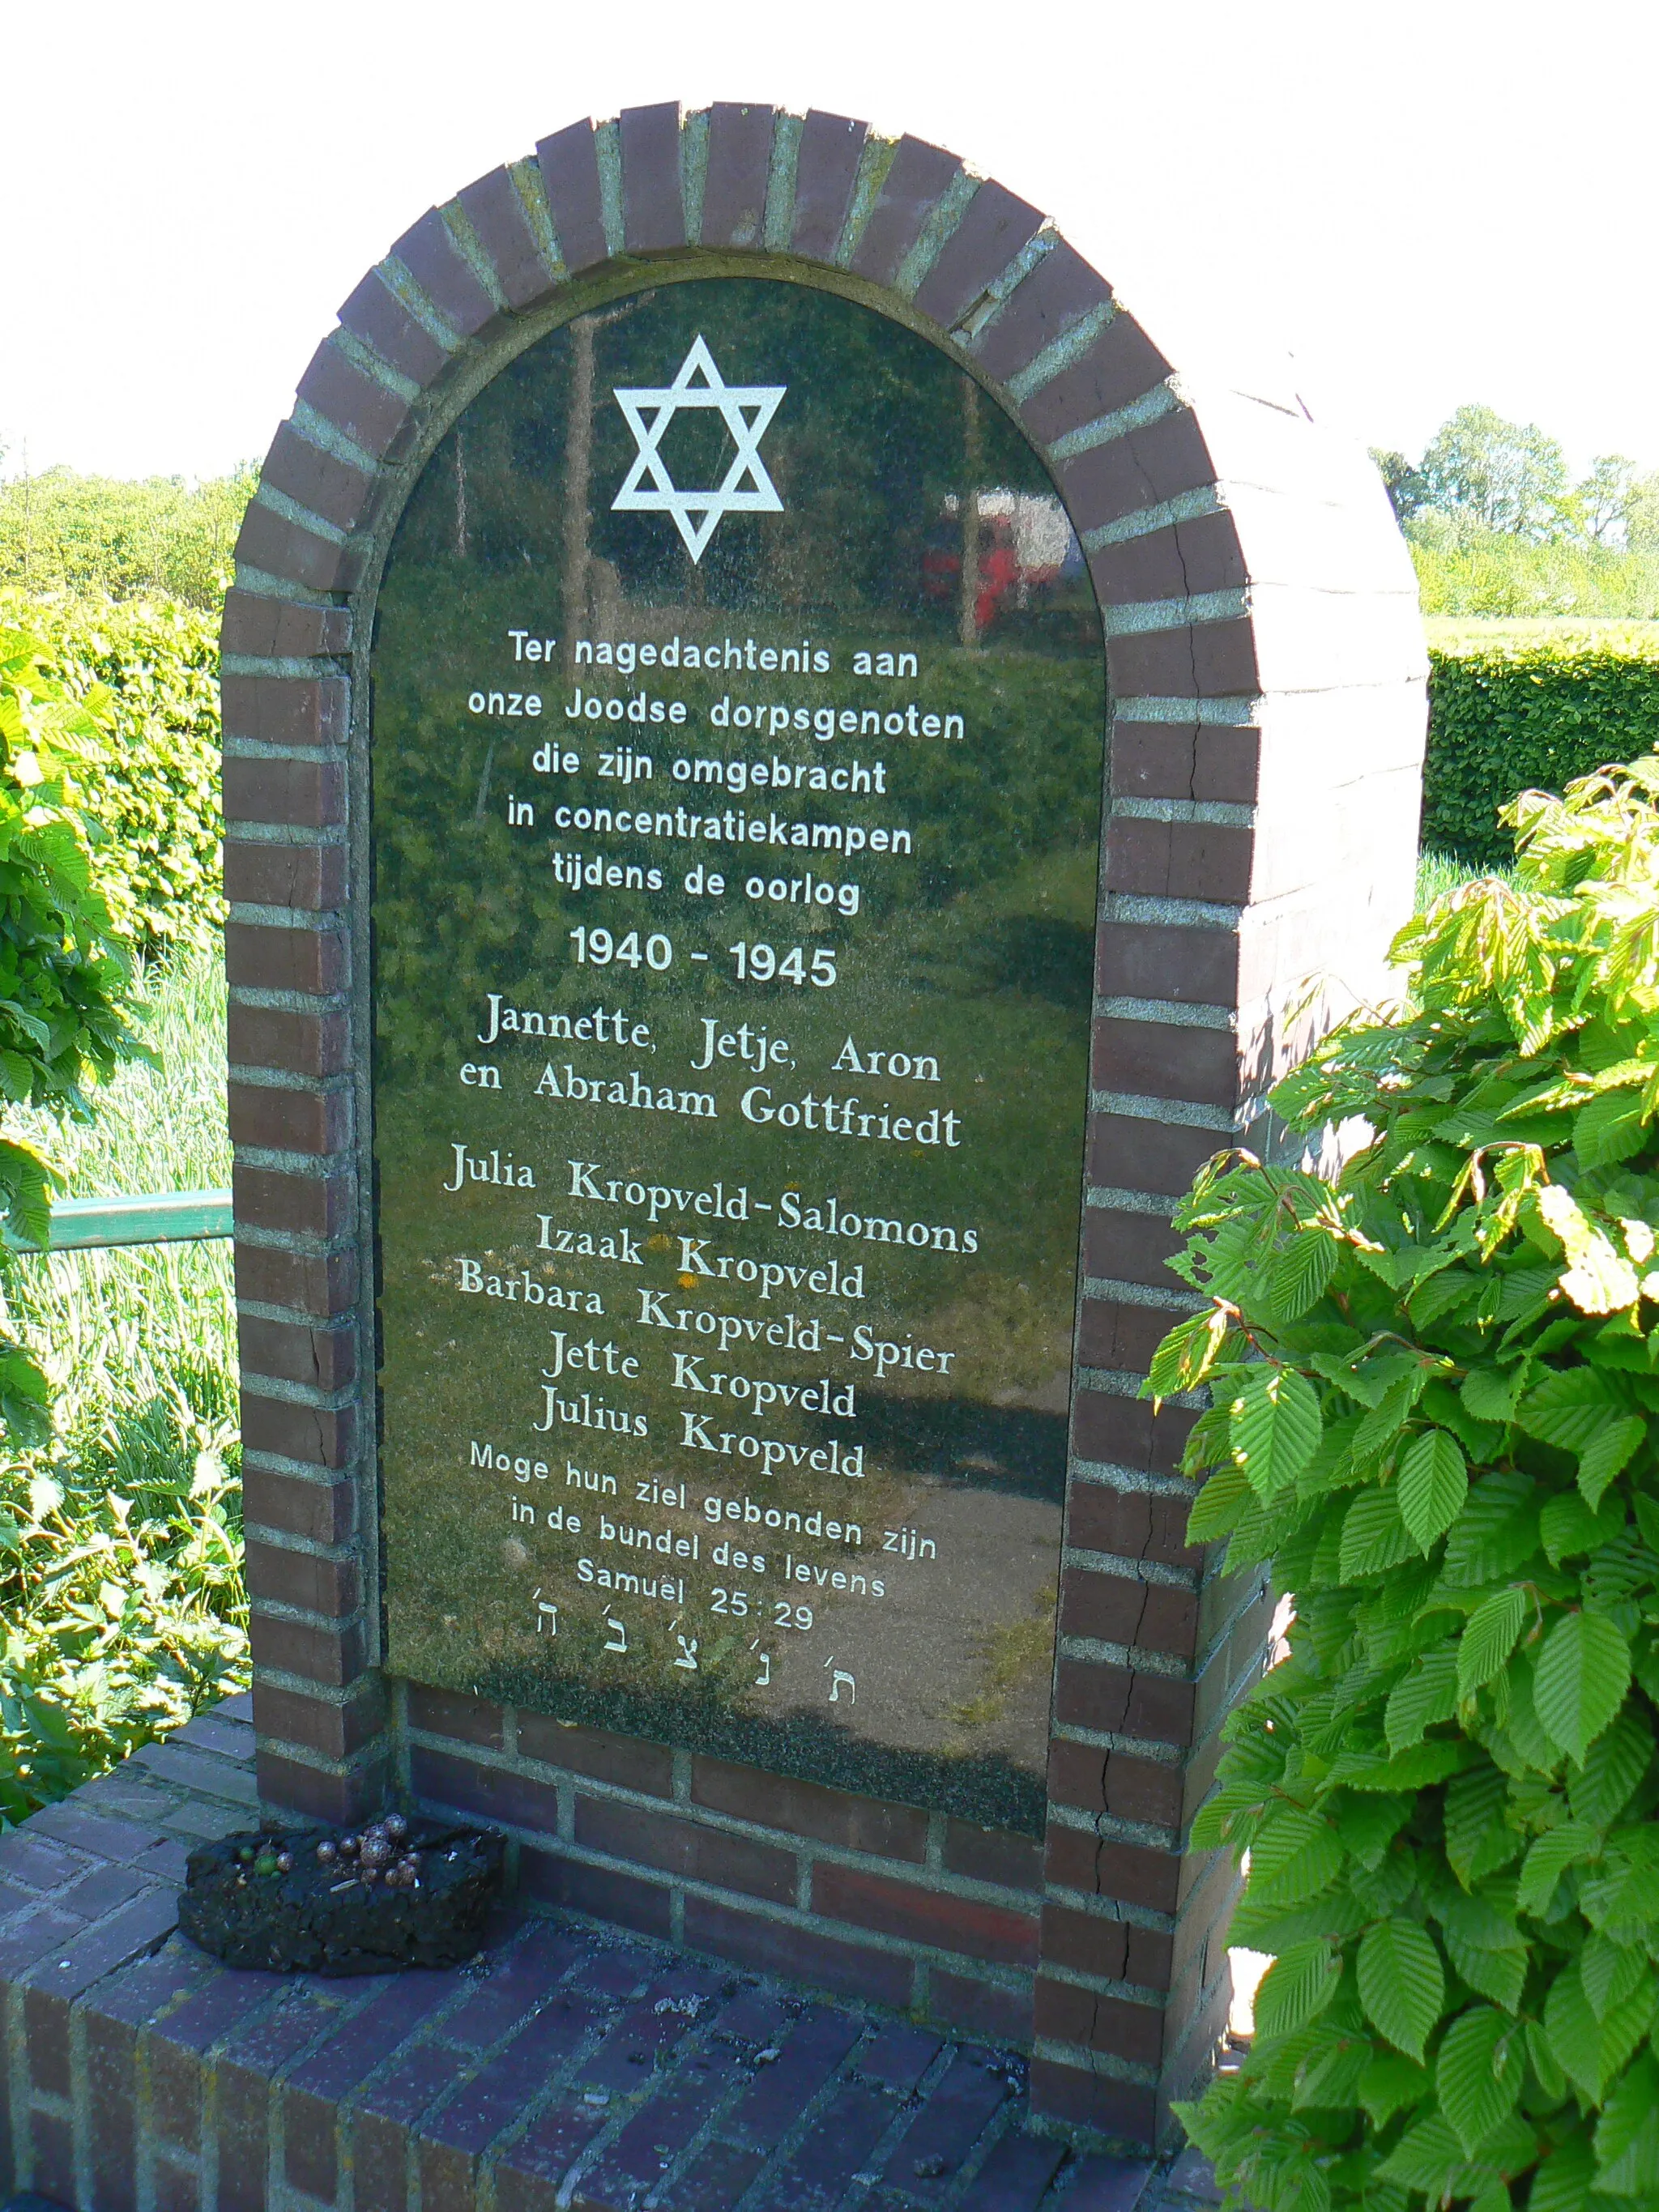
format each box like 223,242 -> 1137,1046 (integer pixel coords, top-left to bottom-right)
224,103 -> 1428,2146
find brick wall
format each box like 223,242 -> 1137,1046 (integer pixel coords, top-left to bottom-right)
224,100 -> 1427,2146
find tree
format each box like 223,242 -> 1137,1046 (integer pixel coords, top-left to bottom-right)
1418,403 -> 1571,539
1571,452 -> 1640,545
1369,448 -> 1429,524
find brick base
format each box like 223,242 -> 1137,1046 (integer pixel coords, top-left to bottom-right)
0,1701 -> 1226,2210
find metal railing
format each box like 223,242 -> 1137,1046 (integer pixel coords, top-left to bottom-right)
2,1189 -> 232,1253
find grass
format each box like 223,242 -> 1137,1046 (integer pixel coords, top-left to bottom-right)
0,938 -> 245,1822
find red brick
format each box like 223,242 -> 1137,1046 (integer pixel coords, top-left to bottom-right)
1081,1210 -> 1182,1290
223,839 -> 344,912
957,2129 -> 1067,2212
255,1750 -> 385,1828
411,1744 -> 560,1835
1017,313 -> 1175,448
1034,1976 -> 1163,2065
1043,1827 -> 1181,1916
240,1390 -> 356,1473
930,1969 -> 1035,2046
1054,1657 -> 1195,1749
1061,1570 -> 1197,1657
253,1679 -> 384,1762
245,1536 -> 358,1616
1091,1016 -> 1239,1108
247,1610 -> 366,1689
1105,816 -> 1254,906
1057,2154 -> 1160,2210
1059,410 -> 1216,539
154,2157 -> 200,2212
574,1794 -> 796,1903
457,166 -> 552,310
225,921 -> 346,996
1090,509 -> 1247,608
692,1758 -> 928,1861
974,244 -> 1111,381
0,1834 -> 82,1892
232,1239 -> 356,1319
914,180 -> 1044,328
812,1864 -> 1038,1967
1088,1113 -> 1226,1204
701,103 -> 775,246
535,117 -> 608,273
25,1982 -> 72,2091
224,754 -> 344,834
220,590 -> 350,660
1028,2056 -> 1156,2145
791,110 -> 867,258
746,2079 -> 893,2212
228,1004 -> 349,1078
84,2006 -> 140,2212
1047,1742 -> 1183,1831
1078,1298 -> 1175,1377
233,501 -> 350,595
683,1895 -> 912,2008
1111,718 -> 1260,808
518,1848 -> 673,1940
392,207 -> 497,340
877,2046 -> 1009,2188
1107,620 -> 1259,701
516,1712 -> 672,1796
1096,918 -> 1239,1006
407,1682 -> 504,1751
258,420 -> 373,535
238,1315 -> 356,1394
234,1164 -> 354,1242
222,672 -> 349,752
1072,1391 -> 1196,1481
284,1969 -> 469,2198
28,2109 -> 75,2204
941,1821 -> 1043,1892
296,339 -> 412,462
338,268 -> 449,386
621,101 -> 684,251
849,135 -> 962,285
228,1081 -> 350,1158
717,2001 -> 864,2146
579,2043 -> 747,2207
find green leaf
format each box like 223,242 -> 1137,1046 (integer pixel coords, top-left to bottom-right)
1396,1427 -> 1469,1554
1516,1822 -> 1597,1916
1247,1808 -> 1345,1904
1268,1228 -> 1339,1319
1568,1707 -> 1651,1826
1251,1940 -> 1341,2040
1439,1920 -> 1526,2013
1543,1956 -> 1656,2101
1575,1084 -> 1648,1169
1435,2005 -> 1524,2155
1353,1370 -> 1429,1462
1229,1364 -> 1323,1498
1528,2131 -> 1595,2212
1593,2048 -> 1659,2193
1517,1365 -> 1623,1455
1540,1489 -> 1610,1565
1371,2108 -> 1465,2190
1358,2050 -> 1431,2127
1385,1647 -> 1459,1754
1357,1919 -> 1444,2061
1444,1762 -> 1512,1886
1461,1365 -> 1521,1423
1456,1586 -> 1529,1699
1185,1461 -> 1252,1544
1577,1414 -> 1644,1508
1579,1932 -> 1646,2023
1339,1485 -> 1419,1581
1533,1609 -> 1631,1764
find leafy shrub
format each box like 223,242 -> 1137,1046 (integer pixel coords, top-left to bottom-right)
1,590 -> 224,956
0,466 -> 255,609
1425,631 -> 1659,867
1156,760 -> 1659,2210
0,617 -> 150,1435
1410,523 -> 1659,622
1,940 -> 244,1819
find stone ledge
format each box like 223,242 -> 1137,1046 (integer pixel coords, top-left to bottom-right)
0,1698 -> 1223,2210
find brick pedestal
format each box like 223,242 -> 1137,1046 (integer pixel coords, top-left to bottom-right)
0,1705 -> 1238,2210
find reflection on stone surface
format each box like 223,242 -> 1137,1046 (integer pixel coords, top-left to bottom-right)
371,275 -> 1108,1835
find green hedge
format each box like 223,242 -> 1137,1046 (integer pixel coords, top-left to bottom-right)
1424,627 -> 1659,867
0,591 -> 223,957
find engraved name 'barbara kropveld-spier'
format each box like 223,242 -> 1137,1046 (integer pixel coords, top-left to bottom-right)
611,336 -> 786,564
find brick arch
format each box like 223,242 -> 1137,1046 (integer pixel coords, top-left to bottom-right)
222,102 -> 1426,2148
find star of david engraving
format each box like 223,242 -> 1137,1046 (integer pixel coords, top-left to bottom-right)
611,335 -> 786,563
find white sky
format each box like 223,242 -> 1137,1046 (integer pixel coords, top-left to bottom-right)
3,0 -> 1652,484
